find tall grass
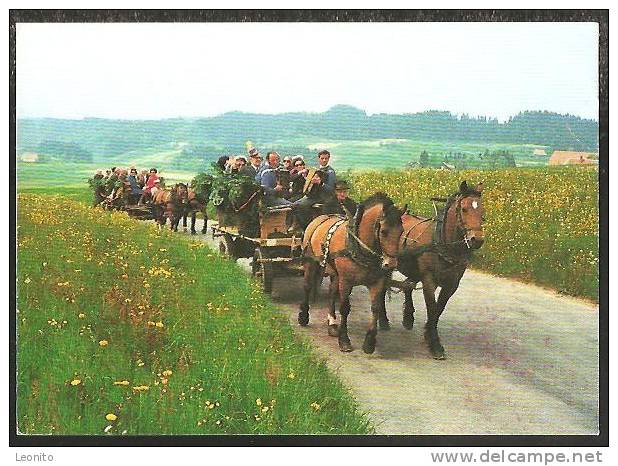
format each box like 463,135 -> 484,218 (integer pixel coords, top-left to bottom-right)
17,193 -> 372,435
351,166 -> 598,300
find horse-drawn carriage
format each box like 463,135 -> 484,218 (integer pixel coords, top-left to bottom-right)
89,169 -> 486,357
209,173 -> 311,293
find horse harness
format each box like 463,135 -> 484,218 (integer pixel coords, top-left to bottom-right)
401,193 -> 477,268
308,211 -> 395,271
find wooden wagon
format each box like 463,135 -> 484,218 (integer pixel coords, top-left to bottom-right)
211,205 -> 305,293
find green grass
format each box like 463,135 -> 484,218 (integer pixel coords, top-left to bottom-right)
287,138 -> 549,170
351,166 -> 599,300
17,193 -> 372,435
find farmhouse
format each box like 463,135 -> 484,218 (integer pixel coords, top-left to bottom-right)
532,149 -> 547,156
19,152 -> 39,163
549,151 -> 597,166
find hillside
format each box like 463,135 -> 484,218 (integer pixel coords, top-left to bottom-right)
17,106 -> 598,167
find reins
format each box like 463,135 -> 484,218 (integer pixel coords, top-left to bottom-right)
403,191 -> 481,266
231,188 -> 260,213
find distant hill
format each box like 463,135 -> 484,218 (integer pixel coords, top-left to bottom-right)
17,106 -> 598,163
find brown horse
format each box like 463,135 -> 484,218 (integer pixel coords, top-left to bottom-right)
182,189 -> 209,235
394,180 -> 485,359
299,193 -> 405,353
152,183 -> 189,231
182,174 -> 214,235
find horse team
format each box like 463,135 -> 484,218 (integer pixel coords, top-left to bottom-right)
96,172 -> 486,359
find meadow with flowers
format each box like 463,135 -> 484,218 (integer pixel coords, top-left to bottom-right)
351,166 -> 599,300
16,192 -> 372,434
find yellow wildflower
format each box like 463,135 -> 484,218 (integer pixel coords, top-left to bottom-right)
155,321 -> 164,328
99,340 -> 108,347
105,413 -> 118,422
78,313 -> 85,319
113,380 -> 130,386
70,379 -> 81,386
256,398 -> 262,406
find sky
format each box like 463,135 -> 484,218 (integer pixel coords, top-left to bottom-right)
16,22 -> 599,121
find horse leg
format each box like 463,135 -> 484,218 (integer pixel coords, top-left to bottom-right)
327,274 -> 339,337
402,287 -> 416,330
337,281 -> 354,352
201,209 -> 208,234
428,281 -> 460,358
182,210 -> 188,231
377,287 -> 390,330
298,260 -> 318,326
363,279 -> 386,354
190,211 -> 197,235
173,210 -> 182,232
422,276 -> 447,360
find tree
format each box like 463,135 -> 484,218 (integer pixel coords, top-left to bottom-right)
419,150 -> 429,167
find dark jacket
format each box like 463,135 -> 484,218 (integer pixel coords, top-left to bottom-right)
240,164 -> 258,179
323,196 -> 358,218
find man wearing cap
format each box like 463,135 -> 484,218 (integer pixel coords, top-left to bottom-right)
241,149 -> 263,179
324,179 -> 358,218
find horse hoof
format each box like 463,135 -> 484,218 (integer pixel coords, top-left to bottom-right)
432,351 -> 446,360
298,312 -> 309,327
183,227 -> 187,232
430,345 -> 446,360
379,320 -> 390,331
327,324 -> 339,337
362,339 -> 376,354
402,315 -> 415,330
339,340 -> 353,352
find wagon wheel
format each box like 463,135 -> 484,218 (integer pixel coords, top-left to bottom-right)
219,234 -> 237,260
255,248 -> 273,294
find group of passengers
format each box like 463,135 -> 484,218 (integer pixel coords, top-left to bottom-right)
218,148 -> 357,229
92,166 -> 162,205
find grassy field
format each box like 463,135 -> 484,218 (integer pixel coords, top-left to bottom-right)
351,166 -> 599,300
289,138 -> 549,169
17,191 -> 372,435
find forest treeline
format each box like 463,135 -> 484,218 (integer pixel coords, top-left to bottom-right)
17,105 -> 598,160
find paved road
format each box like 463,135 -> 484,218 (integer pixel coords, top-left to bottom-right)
180,219 -> 599,435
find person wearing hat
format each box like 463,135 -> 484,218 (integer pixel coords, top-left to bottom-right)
324,179 -> 358,218
241,149 -> 263,179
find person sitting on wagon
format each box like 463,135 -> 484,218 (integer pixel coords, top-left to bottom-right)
288,156 -> 308,202
316,149 -> 336,194
127,167 -> 144,204
241,149 -> 263,179
292,168 -> 333,229
139,168 -> 160,204
231,155 -> 247,174
260,151 -> 293,208
323,179 -> 358,218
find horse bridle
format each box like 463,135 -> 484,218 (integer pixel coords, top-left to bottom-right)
349,211 -> 399,266
451,193 -> 482,249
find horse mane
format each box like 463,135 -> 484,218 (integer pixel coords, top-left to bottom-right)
360,192 -> 395,210
359,192 -> 400,225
